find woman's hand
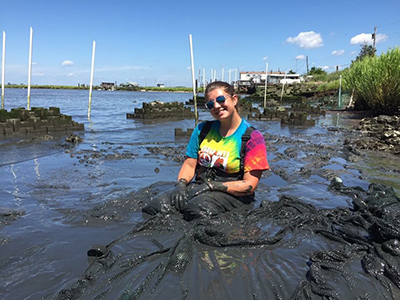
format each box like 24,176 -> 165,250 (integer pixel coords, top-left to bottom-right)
188,182 -> 228,198
170,179 -> 189,211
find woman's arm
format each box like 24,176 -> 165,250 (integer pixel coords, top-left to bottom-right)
222,170 -> 263,196
177,157 -> 198,184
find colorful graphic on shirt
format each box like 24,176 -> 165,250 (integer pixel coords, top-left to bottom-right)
199,152 -> 212,167
185,120 -> 269,174
199,135 -> 237,172
212,156 -> 227,170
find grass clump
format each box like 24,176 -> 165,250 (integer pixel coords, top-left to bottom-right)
343,47 -> 400,114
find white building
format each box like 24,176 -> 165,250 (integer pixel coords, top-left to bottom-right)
239,71 -> 303,84
120,81 -> 139,88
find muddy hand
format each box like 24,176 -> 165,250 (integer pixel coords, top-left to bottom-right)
170,179 -> 189,211
188,182 -> 227,198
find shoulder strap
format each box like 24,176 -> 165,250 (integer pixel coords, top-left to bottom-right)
198,120 -> 214,145
239,126 -> 255,178
196,121 -> 214,176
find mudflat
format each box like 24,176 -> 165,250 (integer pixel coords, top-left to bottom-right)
1,109 -> 400,299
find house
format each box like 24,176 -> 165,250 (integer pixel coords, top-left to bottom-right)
157,83 -> 165,88
100,82 -> 116,90
120,82 -> 139,88
269,73 -> 303,84
239,71 -> 303,85
240,71 -> 272,83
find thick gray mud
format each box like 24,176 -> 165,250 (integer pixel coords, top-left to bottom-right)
54,181 -> 400,300
1,112 -> 400,299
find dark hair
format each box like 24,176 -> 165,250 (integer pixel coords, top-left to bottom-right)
205,81 -> 235,99
205,81 -> 240,112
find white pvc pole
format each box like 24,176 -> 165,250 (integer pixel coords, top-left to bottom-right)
27,27 -> 33,110
338,75 -> 342,108
203,68 -> 205,91
214,69 -> 216,81
1,31 -> 5,110
198,67 -> 201,88
189,34 -> 198,123
221,67 -> 224,81
228,69 -> 231,84
88,40 -> 96,120
280,72 -> 287,103
263,62 -> 268,108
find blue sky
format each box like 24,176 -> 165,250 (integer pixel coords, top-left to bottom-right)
1,0 -> 399,87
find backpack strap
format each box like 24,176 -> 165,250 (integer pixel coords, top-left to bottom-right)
198,120 -> 214,146
239,126 -> 255,178
195,121 -> 214,178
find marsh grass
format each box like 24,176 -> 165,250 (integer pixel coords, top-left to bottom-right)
316,80 -> 340,92
343,47 -> 400,113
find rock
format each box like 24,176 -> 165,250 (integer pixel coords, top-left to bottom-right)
350,115 -> 400,154
65,134 -> 84,143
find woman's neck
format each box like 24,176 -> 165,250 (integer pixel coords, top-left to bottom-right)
219,113 -> 242,137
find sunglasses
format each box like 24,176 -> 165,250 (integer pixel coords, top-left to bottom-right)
205,95 -> 230,110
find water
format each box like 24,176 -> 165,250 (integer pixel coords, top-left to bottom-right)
0,88 -> 398,299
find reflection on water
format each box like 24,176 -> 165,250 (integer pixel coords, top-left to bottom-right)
10,164 -> 21,208
357,150 -> 400,192
34,158 -> 40,180
0,88 -> 398,299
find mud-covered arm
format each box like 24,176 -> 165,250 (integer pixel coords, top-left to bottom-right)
221,170 -> 263,196
190,170 -> 263,198
177,157 -> 197,184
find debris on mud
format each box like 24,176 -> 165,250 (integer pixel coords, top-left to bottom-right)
54,181 -> 400,299
350,115 -> 400,154
65,134 -> 84,144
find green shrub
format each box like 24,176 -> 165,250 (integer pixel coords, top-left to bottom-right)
343,47 -> 400,114
316,79 -> 340,92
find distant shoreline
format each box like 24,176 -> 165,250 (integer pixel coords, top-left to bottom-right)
2,84 -> 195,93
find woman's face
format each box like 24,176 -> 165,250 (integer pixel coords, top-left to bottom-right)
206,88 -> 238,121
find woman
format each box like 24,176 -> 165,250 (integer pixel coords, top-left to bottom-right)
143,81 -> 269,221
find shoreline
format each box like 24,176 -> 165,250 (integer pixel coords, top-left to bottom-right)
2,85 -> 194,93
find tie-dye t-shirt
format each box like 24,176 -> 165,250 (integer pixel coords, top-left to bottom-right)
186,120 -> 269,174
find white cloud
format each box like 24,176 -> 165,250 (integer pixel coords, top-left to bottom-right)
286,31 -> 323,49
350,33 -> 372,44
33,72 -> 44,76
350,51 -> 357,55
332,50 -> 345,56
62,60 -> 74,66
350,33 -> 388,45
296,55 -> 306,60
67,73 -> 75,77
376,33 -> 388,43
322,66 -> 329,70
263,56 -> 268,60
